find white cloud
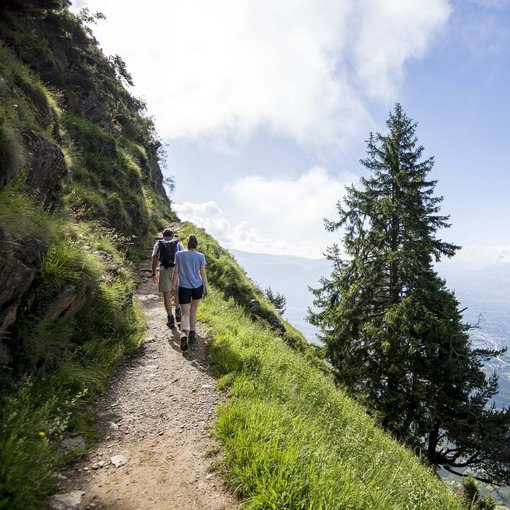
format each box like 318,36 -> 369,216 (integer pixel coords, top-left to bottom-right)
439,244 -> 510,272
174,167 -> 357,257
70,0 -> 450,150
173,201 -> 230,239
227,166 -> 356,233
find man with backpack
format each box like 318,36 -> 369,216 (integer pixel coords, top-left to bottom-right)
151,228 -> 184,328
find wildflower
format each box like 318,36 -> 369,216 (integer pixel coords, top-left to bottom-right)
375,486 -> 381,491
367,437 -> 373,443
38,431 -> 46,438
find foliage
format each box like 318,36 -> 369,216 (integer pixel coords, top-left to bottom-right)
0,379 -> 72,510
264,287 -> 286,315
199,289 -> 465,510
309,103 -> 510,484
460,477 -> 496,510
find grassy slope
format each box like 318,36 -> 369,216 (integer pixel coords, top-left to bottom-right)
178,222 -> 466,509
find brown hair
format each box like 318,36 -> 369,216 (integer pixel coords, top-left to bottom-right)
187,234 -> 198,250
163,228 -> 174,238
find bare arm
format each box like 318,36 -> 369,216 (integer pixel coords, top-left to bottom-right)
171,262 -> 179,294
151,255 -> 158,283
200,265 -> 208,297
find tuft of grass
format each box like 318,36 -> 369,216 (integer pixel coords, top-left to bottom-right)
0,378 -> 83,510
199,290 -> 466,510
0,187 -> 53,243
39,240 -> 101,295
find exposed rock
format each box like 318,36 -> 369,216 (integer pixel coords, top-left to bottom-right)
48,490 -> 85,510
93,250 -> 122,284
0,341 -> 10,366
96,410 -> 120,421
0,234 -> 47,334
82,91 -> 106,124
249,299 -> 261,313
22,128 -> 69,207
38,272 -> 93,326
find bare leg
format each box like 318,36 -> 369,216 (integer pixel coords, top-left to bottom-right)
180,303 -> 191,332
190,299 -> 200,332
163,291 -> 173,315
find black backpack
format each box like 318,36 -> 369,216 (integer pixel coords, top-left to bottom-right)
158,239 -> 180,268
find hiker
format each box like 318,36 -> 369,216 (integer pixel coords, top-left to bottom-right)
151,228 -> 184,328
171,234 -> 208,351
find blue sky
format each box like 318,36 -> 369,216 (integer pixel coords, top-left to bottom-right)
72,0 -> 510,269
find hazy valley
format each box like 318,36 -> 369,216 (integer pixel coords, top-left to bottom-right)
231,249 -> 510,406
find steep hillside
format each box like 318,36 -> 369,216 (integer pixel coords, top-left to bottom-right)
0,2 -> 176,507
0,0 -> 175,368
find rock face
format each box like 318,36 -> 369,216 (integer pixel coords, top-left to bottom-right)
0,235 -> 47,335
22,128 -> 69,207
38,272 -> 93,326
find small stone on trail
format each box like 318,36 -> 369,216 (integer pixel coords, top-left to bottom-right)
201,384 -> 213,389
48,490 -> 85,510
110,455 -> 127,468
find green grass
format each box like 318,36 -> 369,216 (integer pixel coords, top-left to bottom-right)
199,290 -> 466,509
0,187 -> 53,242
0,379 -> 76,510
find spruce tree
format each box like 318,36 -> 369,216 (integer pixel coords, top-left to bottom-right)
309,104 -> 510,484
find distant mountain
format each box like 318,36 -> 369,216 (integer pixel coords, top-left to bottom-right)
231,250 -> 510,382
229,249 -> 331,343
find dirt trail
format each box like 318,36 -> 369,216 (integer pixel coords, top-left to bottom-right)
53,248 -> 238,510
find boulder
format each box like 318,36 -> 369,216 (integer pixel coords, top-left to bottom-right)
82,90 -> 106,124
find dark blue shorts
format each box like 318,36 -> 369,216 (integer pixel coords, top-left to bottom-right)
178,285 -> 204,304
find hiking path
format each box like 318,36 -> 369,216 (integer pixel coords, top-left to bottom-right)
51,238 -> 238,510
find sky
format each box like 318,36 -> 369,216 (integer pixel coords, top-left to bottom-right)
71,0 -> 510,270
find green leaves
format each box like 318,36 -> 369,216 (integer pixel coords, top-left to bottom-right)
310,104 -> 510,485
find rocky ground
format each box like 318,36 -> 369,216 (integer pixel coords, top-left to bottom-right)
50,252 -> 238,510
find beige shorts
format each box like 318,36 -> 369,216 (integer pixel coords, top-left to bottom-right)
158,266 -> 175,293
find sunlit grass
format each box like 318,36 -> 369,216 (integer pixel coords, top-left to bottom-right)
199,290 -> 465,510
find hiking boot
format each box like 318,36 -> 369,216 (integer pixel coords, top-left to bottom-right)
167,314 -> 175,328
188,330 -> 196,343
180,332 -> 188,351
175,307 -> 182,322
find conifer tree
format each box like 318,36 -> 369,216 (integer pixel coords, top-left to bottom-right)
309,104 -> 510,484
